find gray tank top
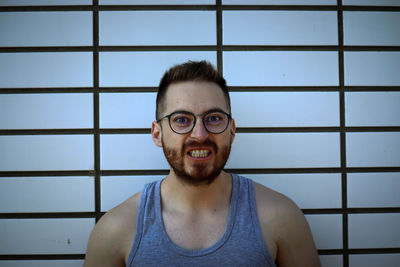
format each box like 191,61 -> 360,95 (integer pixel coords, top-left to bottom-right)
126,174 -> 276,266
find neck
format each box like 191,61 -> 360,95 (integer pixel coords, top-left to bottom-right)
160,171 -> 232,214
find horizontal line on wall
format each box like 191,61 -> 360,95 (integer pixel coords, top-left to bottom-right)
98,87 -> 157,92
225,45 -> 400,52
224,45 -> 338,51
223,5 -> 400,12
0,47 -> 93,53
347,208 -> 400,214
100,45 -> 217,51
0,254 -> 85,260
2,249 -> 399,261
229,86 -> 341,92
345,127 -> 400,132
237,127 -> 400,133
236,127 -> 341,133
303,207 -> 400,215
2,45 -> 400,53
0,88 -> 94,94
0,5 -> 337,12
0,6 -> 93,12
0,129 -> 95,135
347,167 -> 400,173
98,5 -> 217,11
101,169 -> 169,176
228,86 -> 400,92
1,4 -> 400,12
229,167 -> 400,174
0,171 -> 95,177
1,86 -> 399,93
1,208 -> 399,219
1,127 -> 399,135
344,46 -> 400,52
343,86 -> 400,92
317,248 -> 400,255
341,6 -> 400,12
348,248 -> 400,254
0,212 -> 96,219
1,167 -> 399,178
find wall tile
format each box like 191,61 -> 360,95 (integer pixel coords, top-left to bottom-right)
345,92 -> 400,126
0,135 -> 94,171
224,11 -> 337,45
0,219 -> 95,254
231,92 -> 340,127
0,12 -> 92,47
248,173 -> 342,209
100,93 -> 155,128
0,93 -> 93,129
346,132 -> 400,167
100,11 -> 215,45
0,53 -> 92,88
348,172 -> 400,208
344,11 -> 400,46
227,133 -> 341,168
101,176 -> 162,211
349,213 -> 400,248
306,214 -> 343,249
100,52 -> 216,87
0,177 -> 94,212
224,51 -> 338,86
344,52 -> 400,86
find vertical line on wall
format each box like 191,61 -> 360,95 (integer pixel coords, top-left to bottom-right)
337,1 -> 349,266
216,0 -> 223,75
93,0 -> 101,222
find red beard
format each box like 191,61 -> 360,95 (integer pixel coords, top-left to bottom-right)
162,137 -> 231,186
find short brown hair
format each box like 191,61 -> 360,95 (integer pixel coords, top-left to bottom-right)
156,60 -> 230,119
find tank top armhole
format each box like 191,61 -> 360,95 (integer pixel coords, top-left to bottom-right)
248,179 -> 277,267
126,182 -> 152,266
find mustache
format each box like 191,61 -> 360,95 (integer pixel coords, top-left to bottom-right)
183,138 -> 218,151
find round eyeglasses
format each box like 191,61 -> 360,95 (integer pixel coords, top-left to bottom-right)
157,109 -> 232,135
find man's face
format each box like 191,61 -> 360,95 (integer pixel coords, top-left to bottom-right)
152,81 -> 235,186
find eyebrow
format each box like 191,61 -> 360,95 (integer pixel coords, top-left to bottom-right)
170,108 -> 229,115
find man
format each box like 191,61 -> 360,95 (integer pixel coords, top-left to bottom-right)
84,61 -> 320,266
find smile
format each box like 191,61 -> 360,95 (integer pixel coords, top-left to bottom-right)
188,149 -> 211,159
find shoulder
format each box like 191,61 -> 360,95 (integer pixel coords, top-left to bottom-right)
253,181 -> 321,266
253,181 -> 302,224
84,192 -> 141,267
252,181 -> 300,249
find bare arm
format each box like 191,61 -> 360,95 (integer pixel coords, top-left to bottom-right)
255,183 -> 320,267
84,193 -> 140,267
273,200 -> 320,267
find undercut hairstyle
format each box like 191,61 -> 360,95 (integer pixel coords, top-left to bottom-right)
156,60 -> 230,119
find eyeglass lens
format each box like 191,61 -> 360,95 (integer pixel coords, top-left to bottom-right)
169,111 -> 229,134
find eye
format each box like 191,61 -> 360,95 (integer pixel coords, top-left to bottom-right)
208,115 -> 221,122
175,117 -> 189,124
171,113 -> 193,126
205,113 -> 225,124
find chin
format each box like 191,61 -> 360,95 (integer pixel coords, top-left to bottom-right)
174,164 -> 222,186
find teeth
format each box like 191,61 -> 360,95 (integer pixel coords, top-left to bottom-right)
189,150 -> 210,158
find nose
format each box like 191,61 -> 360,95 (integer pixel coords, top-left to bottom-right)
190,117 -> 209,142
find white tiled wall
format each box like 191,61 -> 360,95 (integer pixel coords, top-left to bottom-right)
1,1 -> 399,267
223,51 -> 339,86
99,52 -> 217,86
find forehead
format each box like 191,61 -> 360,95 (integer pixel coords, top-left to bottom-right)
164,81 -> 228,113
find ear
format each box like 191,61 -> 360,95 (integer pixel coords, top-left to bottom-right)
229,118 -> 236,145
152,121 -> 163,148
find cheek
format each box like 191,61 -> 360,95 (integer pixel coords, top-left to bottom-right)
217,133 -> 232,147
162,132 -> 185,149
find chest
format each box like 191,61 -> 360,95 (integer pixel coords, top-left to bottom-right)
162,209 -> 229,250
